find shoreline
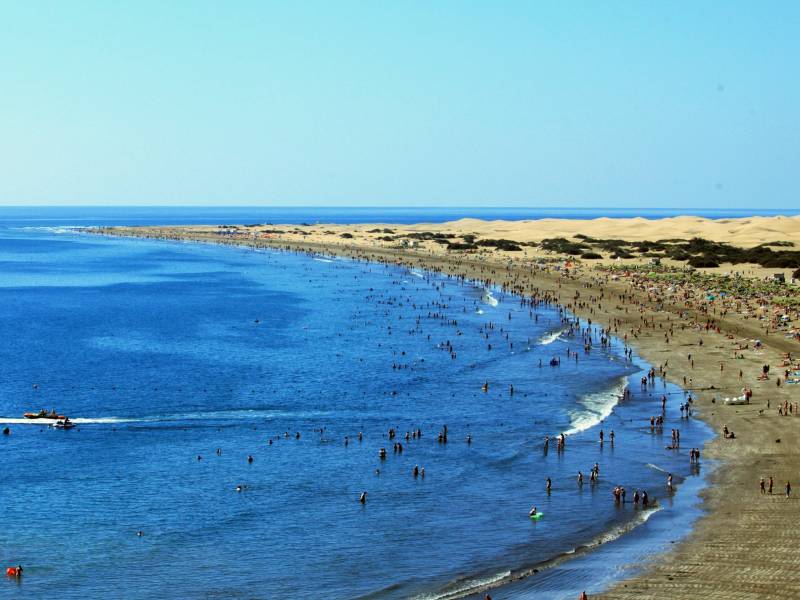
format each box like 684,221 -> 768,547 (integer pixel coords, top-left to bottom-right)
85,222 -> 800,599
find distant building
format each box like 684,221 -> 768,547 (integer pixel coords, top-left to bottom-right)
773,273 -> 786,283
649,257 -> 661,266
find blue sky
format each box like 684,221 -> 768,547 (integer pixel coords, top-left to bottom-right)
0,1 -> 797,208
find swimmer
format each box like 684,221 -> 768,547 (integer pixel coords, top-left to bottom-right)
247,455 -> 254,464
529,505 -> 538,517
359,491 -> 367,504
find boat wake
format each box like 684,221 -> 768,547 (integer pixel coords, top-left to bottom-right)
0,408 -> 332,426
563,376 -> 627,436
0,417 -> 137,425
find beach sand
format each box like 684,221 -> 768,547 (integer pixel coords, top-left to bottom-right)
92,216 -> 800,599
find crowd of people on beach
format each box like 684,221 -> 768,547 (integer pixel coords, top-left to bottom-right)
81,225 -> 800,598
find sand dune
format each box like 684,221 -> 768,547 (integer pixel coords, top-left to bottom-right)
258,215 -> 800,249
396,215 -> 800,247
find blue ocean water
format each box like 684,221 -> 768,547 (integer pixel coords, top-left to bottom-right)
0,214 -> 712,599
0,205 -> 796,228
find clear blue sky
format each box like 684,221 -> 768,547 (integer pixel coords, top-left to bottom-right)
0,1 -> 797,208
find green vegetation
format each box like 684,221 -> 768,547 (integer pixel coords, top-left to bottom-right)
539,237 -> 588,255
404,231 -> 455,241
447,242 -> 478,250
475,239 -> 522,251
538,235 -> 800,270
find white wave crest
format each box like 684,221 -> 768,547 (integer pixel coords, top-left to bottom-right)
411,570 -> 512,600
538,328 -> 566,345
563,376 -> 627,436
13,226 -> 78,234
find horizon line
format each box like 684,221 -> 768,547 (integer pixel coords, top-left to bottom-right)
0,205 -> 797,212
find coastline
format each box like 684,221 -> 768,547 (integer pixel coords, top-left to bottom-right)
85,220 -> 800,599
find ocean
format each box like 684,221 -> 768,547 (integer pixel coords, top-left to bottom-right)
0,209 -> 712,599
0,205 -> 795,228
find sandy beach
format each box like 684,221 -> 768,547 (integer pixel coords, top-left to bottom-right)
92,215 -> 800,599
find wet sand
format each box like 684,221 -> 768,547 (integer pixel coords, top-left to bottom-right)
90,220 -> 800,599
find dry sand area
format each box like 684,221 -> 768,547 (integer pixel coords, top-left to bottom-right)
358,214 -> 800,247
95,215 -> 800,599
116,214 -> 800,279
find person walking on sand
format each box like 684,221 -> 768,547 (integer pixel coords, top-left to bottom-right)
786,481 -> 792,499
760,476 -> 766,494
769,476 -> 774,494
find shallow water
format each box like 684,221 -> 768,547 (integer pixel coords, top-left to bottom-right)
0,224 -> 711,599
